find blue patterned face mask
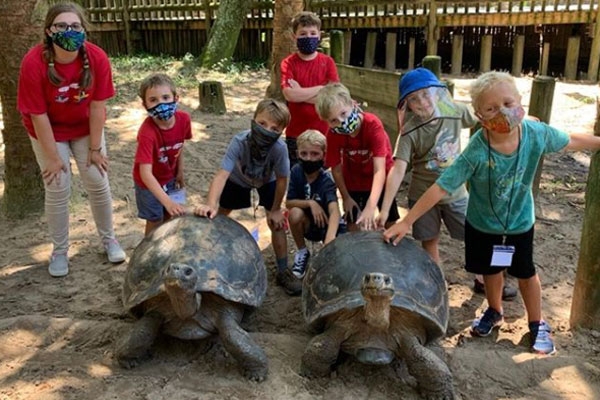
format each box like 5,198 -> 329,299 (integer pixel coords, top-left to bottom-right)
332,108 -> 361,135
51,30 -> 86,52
296,36 -> 320,55
147,101 -> 177,121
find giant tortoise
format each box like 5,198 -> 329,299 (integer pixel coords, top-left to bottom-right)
301,231 -> 452,399
116,215 -> 268,381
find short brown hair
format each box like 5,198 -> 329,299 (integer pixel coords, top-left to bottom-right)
297,129 -> 326,152
254,99 -> 291,130
292,11 -> 321,33
315,82 -> 353,121
138,73 -> 177,104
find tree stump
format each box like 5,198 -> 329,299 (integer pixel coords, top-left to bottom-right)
199,81 -> 227,114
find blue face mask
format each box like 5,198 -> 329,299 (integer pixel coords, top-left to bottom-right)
147,101 -> 177,121
51,30 -> 86,52
332,108 -> 361,135
296,36 -> 320,55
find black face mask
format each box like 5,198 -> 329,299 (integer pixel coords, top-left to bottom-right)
249,120 -> 280,160
298,158 -> 324,174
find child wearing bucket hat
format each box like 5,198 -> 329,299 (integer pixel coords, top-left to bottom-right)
377,67 -> 517,301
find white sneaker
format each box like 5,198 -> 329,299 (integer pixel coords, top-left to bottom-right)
49,253 -> 69,277
103,239 -> 126,263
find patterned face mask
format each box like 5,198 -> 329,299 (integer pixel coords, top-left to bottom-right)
296,36 -> 320,55
51,30 -> 86,52
332,107 -> 361,135
147,101 -> 177,121
479,105 -> 525,134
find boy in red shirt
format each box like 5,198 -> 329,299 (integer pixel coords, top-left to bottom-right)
133,73 -> 191,236
281,11 -> 339,168
316,83 -> 400,231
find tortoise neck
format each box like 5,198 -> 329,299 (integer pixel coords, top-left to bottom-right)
363,296 -> 391,330
166,284 -> 201,319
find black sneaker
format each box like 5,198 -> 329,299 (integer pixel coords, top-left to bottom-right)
276,269 -> 302,296
292,250 -> 310,279
473,279 -> 518,301
471,307 -> 504,337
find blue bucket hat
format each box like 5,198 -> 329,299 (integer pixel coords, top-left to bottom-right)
398,68 -> 446,106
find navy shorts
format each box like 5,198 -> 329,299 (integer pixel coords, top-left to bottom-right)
464,220 -> 535,279
135,179 -> 177,222
348,190 -> 400,224
220,179 -> 276,211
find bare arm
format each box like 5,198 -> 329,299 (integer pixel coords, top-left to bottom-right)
139,164 -> 186,217
176,151 -> 185,188
382,183 -> 447,245
324,201 -> 341,244
282,83 -> 324,104
331,164 -> 359,219
377,159 -> 408,227
564,133 -> 600,152
30,113 -> 67,185
356,156 -> 387,230
195,169 -> 230,218
268,175 -> 289,230
87,100 -> 109,175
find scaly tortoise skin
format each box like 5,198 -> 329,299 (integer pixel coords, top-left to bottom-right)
301,231 -> 453,399
116,215 -> 268,381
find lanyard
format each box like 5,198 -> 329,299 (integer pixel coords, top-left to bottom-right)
487,127 -> 520,245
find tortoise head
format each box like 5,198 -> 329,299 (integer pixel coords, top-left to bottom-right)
360,273 -> 395,330
163,263 -> 201,319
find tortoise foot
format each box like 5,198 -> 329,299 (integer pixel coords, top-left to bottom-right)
243,365 -> 268,382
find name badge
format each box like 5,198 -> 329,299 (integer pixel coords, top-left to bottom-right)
490,245 -> 515,267
168,188 -> 187,205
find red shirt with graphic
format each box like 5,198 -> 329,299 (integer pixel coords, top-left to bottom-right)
17,42 -> 115,141
325,112 -> 394,192
280,52 -> 339,139
133,110 -> 192,188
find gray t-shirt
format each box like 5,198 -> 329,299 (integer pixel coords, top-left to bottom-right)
222,130 -> 290,188
393,103 -> 476,204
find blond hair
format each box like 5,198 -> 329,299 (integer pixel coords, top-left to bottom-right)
315,82 -> 353,121
292,11 -> 321,33
139,73 -> 177,104
470,71 -> 520,111
297,129 -> 326,152
254,98 -> 291,129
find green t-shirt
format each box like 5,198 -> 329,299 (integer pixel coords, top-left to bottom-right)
436,119 -> 569,234
393,103 -> 476,204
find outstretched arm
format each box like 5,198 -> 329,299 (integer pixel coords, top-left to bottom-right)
195,169 -> 230,218
377,159 -> 408,228
565,133 -> 600,152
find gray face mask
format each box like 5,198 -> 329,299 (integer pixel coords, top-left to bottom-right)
248,120 -> 280,160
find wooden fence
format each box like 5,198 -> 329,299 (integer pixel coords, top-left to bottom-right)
77,0 -> 600,80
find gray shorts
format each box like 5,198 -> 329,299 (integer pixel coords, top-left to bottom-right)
408,197 -> 467,242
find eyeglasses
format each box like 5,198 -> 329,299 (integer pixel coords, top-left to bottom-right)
52,22 -> 84,32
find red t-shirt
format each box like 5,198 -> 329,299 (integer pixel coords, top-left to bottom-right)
17,42 -> 115,141
133,110 -> 192,188
325,112 -> 394,192
280,52 -> 339,139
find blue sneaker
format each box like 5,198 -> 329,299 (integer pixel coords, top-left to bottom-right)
529,321 -> 556,355
292,249 -> 310,279
471,307 -> 503,337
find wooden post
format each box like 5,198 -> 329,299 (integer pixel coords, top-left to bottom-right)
408,37 -> 416,70
422,55 -> 442,78
199,81 -> 227,114
451,33 -> 463,76
512,34 -> 525,77
564,36 -> 581,81
479,35 -> 493,73
540,42 -> 550,76
343,30 -> 352,65
529,76 -> 555,201
426,0 -> 438,55
570,98 -> 600,330
587,5 -> 600,81
364,31 -> 377,68
385,32 -> 397,71
330,30 -> 344,64
203,0 -> 212,33
122,0 -> 132,55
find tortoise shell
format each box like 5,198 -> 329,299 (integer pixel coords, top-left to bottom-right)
302,231 -> 448,340
123,215 -> 267,315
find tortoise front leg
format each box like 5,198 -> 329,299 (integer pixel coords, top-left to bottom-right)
216,310 -> 268,382
115,312 -> 163,368
396,335 -> 454,400
300,325 -> 346,378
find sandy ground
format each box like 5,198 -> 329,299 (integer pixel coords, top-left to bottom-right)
1,67 -> 600,400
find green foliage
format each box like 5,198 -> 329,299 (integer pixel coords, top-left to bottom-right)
211,57 -> 266,75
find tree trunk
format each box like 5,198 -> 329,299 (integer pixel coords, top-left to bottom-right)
570,98 -> 600,329
200,0 -> 252,69
0,0 -> 47,218
265,0 -> 304,100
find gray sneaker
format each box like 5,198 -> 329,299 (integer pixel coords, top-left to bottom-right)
49,253 -> 69,277
103,239 -> 126,263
